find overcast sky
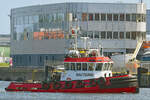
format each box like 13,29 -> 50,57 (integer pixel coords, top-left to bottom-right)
0,0 -> 149,34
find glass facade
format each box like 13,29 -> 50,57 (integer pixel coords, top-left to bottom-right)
13,13 -> 65,40
12,12 -> 146,41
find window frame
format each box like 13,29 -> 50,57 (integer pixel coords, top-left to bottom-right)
95,13 -> 100,21
101,14 -> 106,21
107,14 -> 112,21
82,63 -> 88,71
113,14 -> 118,21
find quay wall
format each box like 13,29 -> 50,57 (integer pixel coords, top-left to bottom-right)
0,67 -> 45,81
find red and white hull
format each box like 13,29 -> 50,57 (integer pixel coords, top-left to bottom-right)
5,75 -> 139,93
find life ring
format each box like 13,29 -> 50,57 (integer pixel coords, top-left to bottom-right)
53,81 -> 61,90
89,79 -> 97,87
42,82 -> 50,90
64,81 -> 73,89
75,80 -> 84,88
97,77 -> 106,88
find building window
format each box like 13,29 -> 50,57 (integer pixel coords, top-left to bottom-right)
72,13 -> 77,21
119,32 -> 124,39
88,31 -> 93,39
126,32 -> 131,39
16,56 -> 19,64
137,14 -> 142,22
40,56 -> 42,63
120,14 -> 125,21
82,31 -> 87,37
142,14 -> 146,22
126,14 -> 131,21
107,14 -> 112,21
131,32 -> 136,40
136,32 -> 141,40
94,31 -> 99,39
113,14 -> 118,21
132,14 -> 136,21
45,56 -> 48,61
33,15 -> 39,23
82,13 -> 87,21
113,32 -> 118,39
20,56 -> 22,64
107,32 -> 112,39
88,13 -> 93,21
101,14 -> 106,21
29,56 -> 31,64
95,13 -> 99,21
24,16 -> 29,24
142,32 -> 146,40
101,31 -> 106,39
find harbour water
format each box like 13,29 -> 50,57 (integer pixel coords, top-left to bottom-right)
0,81 -> 150,100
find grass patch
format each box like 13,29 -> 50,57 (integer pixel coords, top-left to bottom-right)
0,63 -> 10,67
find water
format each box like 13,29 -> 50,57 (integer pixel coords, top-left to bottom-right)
0,81 -> 150,100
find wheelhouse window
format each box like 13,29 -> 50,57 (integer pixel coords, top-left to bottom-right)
103,63 -> 108,70
110,63 -> 113,70
106,63 -> 109,70
88,63 -> 94,71
64,63 -> 69,70
96,63 -> 103,71
107,63 -> 110,70
71,63 -> 75,70
82,63 -> 87,71
76,63 -> 81,70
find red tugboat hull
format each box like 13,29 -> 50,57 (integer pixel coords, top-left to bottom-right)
5,75 -> 139,93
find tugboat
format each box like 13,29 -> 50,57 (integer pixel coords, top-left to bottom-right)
5,30 -> 139,93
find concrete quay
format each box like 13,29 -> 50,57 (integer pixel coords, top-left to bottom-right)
0,67 -> 45,82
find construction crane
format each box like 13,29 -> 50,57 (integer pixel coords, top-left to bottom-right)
126,40 -> 143,74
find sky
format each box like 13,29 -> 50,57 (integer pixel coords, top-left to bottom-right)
0,0 -> 150,34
